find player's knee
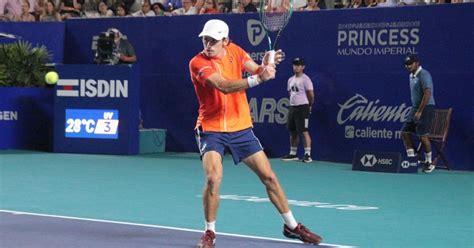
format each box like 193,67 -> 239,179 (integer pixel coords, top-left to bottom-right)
206,175 -> 222,190
261,173 -> 278,188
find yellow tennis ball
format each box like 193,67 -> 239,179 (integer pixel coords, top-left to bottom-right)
45,71 -> 59,85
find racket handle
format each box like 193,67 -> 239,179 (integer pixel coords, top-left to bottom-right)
268,50 -> 275,64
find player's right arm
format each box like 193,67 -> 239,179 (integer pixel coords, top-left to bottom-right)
190,55 -> 275,94
206,68 -> 276,94
205,73 -> 260,94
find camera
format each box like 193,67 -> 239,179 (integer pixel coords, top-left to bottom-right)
92,29 -> 119,64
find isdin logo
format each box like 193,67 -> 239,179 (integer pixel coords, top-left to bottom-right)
247,19 -> 265,46
56,79 -> 128,98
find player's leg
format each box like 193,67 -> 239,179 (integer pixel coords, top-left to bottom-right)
228,128 -> 321,244
195,129 -> 226,248
197,152 -> 222,248
243,151 -> 290,213
242,151 -> 322,244
202,151 -> 223,226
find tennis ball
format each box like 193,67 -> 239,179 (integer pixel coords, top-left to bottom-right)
45,71 -> 59,85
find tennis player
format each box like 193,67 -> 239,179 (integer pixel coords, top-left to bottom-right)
189,19 -> 322,248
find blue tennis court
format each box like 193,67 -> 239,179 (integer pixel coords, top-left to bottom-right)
0,151 -> 472,247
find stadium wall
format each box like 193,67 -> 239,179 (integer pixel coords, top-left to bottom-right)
1,4 -> 472,170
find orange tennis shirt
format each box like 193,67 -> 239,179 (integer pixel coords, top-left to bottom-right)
189,43 -> 253,132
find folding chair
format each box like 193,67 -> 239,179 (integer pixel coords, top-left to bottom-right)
417,108 -> 453,170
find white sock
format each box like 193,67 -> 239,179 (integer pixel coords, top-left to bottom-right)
205,221 -> 216,233
290,147 -> 297,155
304,147 -> 311,156
406,149 -> 415,157
425,152 -> 432,163
281,211 -> 298,230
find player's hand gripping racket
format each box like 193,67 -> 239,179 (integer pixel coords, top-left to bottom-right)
259,0 -> 294,64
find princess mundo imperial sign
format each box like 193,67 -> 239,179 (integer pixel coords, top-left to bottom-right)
337,21 -> 420,56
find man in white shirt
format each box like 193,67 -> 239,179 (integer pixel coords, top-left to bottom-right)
132,1 -> 156,16
171,0 -> 197,15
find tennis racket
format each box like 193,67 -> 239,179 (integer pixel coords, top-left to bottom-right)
258,0 -> 294,64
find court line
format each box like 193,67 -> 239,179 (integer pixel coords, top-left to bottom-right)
0,209 -> 355,247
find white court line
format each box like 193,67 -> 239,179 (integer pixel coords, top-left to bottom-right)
0,209 -> 355,247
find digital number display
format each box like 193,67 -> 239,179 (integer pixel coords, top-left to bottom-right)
65,109 -> 119,139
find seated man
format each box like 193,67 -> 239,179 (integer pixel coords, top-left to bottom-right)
109,28 -> 137,64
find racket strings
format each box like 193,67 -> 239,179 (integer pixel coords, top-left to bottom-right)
261,11 -> 292,32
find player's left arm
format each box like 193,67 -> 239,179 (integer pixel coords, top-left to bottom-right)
415,72 -> 433,120
244,49 -> 284,75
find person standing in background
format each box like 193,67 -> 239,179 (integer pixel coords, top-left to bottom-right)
282,57 -> 315,163
401,55 -> 436,173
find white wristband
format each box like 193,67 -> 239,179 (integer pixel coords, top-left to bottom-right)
247,75 -> 260,88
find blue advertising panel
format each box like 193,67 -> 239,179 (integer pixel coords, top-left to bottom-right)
0,22 -> 65,63
0,88 -> 54,150
352,150 -> 417,174
53,64 -> 140,155
63,4 -> 473,169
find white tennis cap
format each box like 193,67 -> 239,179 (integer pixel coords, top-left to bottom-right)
198,19 -> 229,40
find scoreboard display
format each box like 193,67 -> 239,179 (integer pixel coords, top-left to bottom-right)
65,109 -> 119,139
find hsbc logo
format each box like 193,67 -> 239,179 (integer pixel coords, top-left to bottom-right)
56,79 -> 128,98
401,160 -> 410,168
360,154 -> 377,167
247,19 -> 265,46
360,154 -> 395,167
401,160 -> 417,168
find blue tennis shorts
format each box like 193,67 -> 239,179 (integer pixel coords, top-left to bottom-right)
195,127 -> 263,164
401,105 -> 434,136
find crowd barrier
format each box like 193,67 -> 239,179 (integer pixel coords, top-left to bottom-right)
0,4 -> 472,170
